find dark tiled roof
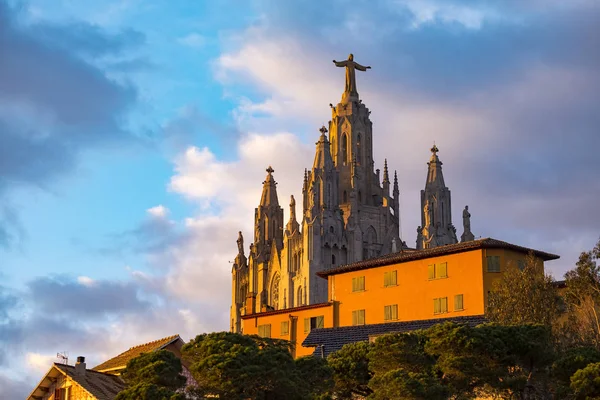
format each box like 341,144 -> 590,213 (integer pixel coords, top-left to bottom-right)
240,302 -> 332,319
92,334 -> 181,372
302,315 -> 487,357
317,238 -> 560,278
553,280 -> 567,288
56,364 -> 126,400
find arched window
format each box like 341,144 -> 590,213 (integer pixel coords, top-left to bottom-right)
298,287 -> 303,306
271,274 -> 280,310
356,134 -> 362,165
342,134 -> 348,165
330,226 -> 334,233
332,254 -> 336,266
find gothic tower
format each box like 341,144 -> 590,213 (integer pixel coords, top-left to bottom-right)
416,145 -> 458,249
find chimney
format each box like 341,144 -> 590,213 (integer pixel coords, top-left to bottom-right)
75,356 -> 86,376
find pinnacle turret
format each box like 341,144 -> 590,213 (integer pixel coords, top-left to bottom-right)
260,166 -> 279,207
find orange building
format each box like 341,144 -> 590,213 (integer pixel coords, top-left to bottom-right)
240,238 -> 559,357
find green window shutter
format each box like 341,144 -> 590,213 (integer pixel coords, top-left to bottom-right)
439,262 -> 448,278
434,298 -> 440,314
359,310 -> 365,325
384,271 -> 390,287
359,276 -> 365,291
266,324 -> 271,338
392,304 -> 398,320
316,315 -> 324,328
428,264 -> 435,279
352,310 -> 357,326
391,270 -> 397,285
487,256 -> 501,272
258,325 -> 264,337
352,277 -> 358,292
304,318 -> 310,333
384,305 -> 391,320
454,294 -> 464,311
281,321 -> 289,335
441,297 -> 448,313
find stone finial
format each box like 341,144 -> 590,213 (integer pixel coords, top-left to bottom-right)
266,166 -> 274,175
383,159 -> 390,183
431,144 -> 439,154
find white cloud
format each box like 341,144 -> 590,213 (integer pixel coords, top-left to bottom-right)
26,353 -> 56,374
178,33 -> 206,49
77,276 -> 96,287
146,204 -> 169,218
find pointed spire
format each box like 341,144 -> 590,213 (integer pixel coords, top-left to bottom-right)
260,166 -> 279,207
425,144 -> 445,188
286,195 -> 299,234
312,126 -> 334,170
383,159 -> 390,184
393,170 -> 399,195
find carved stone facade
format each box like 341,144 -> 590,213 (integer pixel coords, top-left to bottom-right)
416,145 -> 459,250
230,56 -> 403,333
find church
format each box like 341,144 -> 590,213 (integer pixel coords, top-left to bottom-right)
229,54 -> 479,334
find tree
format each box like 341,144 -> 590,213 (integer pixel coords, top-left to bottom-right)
181,331 -> 302,400
571,362 -> 600,399
487,252 -> 562,327
368,331 -> 447,400
552,347 -> 600,398
115,350 -> 187,400
295,356 -> 333,399
327,341 -> 373,399
564,239 -> 600,347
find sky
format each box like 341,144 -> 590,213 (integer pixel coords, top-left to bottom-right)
1,0 -> 599,396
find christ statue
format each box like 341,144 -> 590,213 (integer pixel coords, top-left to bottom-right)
333,54 -> 371,96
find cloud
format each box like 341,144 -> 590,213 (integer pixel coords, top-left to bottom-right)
27,276 -> 149,317
178,32 -> 206,48
0,1 -> 141,246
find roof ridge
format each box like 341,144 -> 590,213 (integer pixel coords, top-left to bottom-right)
126,334 -> 180,351
55,363 -> 125,377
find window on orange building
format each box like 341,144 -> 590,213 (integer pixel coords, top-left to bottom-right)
428,263 -> 448,279
433,297 -> 448,314
384,304 -> 398,321
383,270 -> 397,287
352,276 -> 365,292
487,256 -> 501,272
454,294 -> 464,311
258,324 -> 271,338
281,321 -> 289,336
304,315 -> 325,333
352,309 -> 366,326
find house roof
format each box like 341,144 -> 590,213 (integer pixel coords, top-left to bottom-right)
27,363 -> 125,400
302,315 -> 487,357
317,238 -> 560,278
240,302 -> 332,319
92,334 -> 182,373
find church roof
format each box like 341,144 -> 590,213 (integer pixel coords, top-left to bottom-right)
317,237 -> 560,278
302,315 -> 486,357
27,363 -> 125,400
92,334 -> 182,373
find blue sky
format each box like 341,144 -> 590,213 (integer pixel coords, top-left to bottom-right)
1,0 -> 599,396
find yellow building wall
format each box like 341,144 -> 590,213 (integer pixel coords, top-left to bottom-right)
329,250 -> 486,326
481,249 -> 544,306
241,303 -> 335,358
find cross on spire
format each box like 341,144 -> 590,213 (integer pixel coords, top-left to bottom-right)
430,144 -> 439,155
266,166 -> 274,174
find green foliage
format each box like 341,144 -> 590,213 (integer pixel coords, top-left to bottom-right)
182,331 -> 302,400
295,356 -> 333,399
487,252 -> 561,327
327,341 -> 373,399
116,350 -> 186,400
552,347 -> 600,398
564,239 -> 600,347
115,383 -> 186,400
120,350 -> 186,390
571,362 -> 600,399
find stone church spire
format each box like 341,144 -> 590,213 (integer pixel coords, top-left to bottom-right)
254,166 -> 284,256
260,166 -> 279,207
417,145 -> 458,249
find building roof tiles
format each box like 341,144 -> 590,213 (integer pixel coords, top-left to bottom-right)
302,315 -> 487,357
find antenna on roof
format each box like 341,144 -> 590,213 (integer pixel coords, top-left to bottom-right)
57,351 -> 69,365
